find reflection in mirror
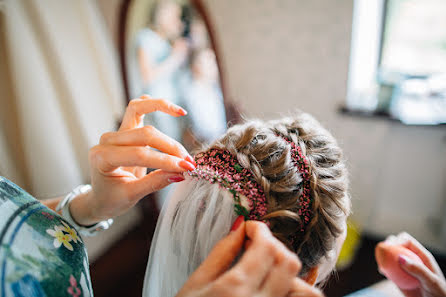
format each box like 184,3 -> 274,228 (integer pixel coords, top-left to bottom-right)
132,0 -> 227,150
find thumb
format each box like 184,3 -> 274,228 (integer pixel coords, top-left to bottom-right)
399,255 -> 438,287
129,170 -> 184,200
189,217 -> 246,285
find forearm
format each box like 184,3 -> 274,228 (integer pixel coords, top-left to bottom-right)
41,196 -> 63,213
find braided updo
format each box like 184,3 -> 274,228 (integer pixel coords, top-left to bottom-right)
204,111 -> 351,275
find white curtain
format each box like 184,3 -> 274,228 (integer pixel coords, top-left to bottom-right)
1,0 -> 125,197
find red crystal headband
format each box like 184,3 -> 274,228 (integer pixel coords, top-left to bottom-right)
188,148 -> 268,220
283,136 -> 312,232
187,136 -> 313,232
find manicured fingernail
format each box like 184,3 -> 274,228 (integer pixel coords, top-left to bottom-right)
177,107 -> 187,116
185,155 -> 196,166
179,160 -> 195,171
168,176 -> 185,183
230,215 -> 245,232
398,255 -> 409,266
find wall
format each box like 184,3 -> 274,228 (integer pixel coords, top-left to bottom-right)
203,0 -> 446,252
0,0 -> 137,262
2,0 -> 126,197
96,0 -> 123,48
0,13 -> 28,187
93,0 -> 446,252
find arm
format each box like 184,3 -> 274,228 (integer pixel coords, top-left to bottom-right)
41,189 -> 89,214
41,197 -> 63,212
41,193 -> 90,225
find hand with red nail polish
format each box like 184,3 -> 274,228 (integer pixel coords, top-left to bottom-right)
69,95 -> 193,226
175,220 -> 320,297
185,155 -> 197,167
230,215 -> 244,231
376,233 -> 446,297
168,175 -> 185,183
179,160 -> 196,171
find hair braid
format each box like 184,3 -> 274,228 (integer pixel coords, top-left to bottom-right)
205,112 -> 350,276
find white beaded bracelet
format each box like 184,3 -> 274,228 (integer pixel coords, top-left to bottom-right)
56,184 -> 113,237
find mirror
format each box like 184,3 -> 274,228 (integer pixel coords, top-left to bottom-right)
124,0 -> 228,150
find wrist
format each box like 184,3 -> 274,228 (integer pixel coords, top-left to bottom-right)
56,185 -> 114,237
69,189 -> 101,226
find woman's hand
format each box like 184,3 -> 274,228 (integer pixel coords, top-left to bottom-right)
383,232 -> 446,297
70,95 -> 196,225
176,220 -> 324,297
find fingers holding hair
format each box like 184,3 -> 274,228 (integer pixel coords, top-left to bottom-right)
219,221 -> 301,292
252,220 -> 302,296
222,221 -> 275,289
261,256 -> 302,297
176,220 -> 307,297
185,219 -> 246,286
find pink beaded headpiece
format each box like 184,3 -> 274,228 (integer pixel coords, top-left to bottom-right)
188,136 -> 313,232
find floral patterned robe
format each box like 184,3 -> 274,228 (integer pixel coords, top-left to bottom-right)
0,177 -> 93,297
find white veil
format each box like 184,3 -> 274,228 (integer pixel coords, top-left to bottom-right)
142,175 -> 238,297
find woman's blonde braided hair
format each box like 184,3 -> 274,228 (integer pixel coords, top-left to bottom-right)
204,111 -> 351,274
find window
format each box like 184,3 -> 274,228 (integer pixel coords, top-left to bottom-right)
346,0 -> 446,125
381,0 -> 446,76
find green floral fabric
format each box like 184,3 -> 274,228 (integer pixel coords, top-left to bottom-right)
0,177 -> 93,297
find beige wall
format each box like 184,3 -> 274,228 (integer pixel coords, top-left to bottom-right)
1,0 -> 440,259
1,0 -> 126,197
0,13 -> 29,188
95,0 -> 446,251
1,0 -> 442,254
202,0 -> 446,251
